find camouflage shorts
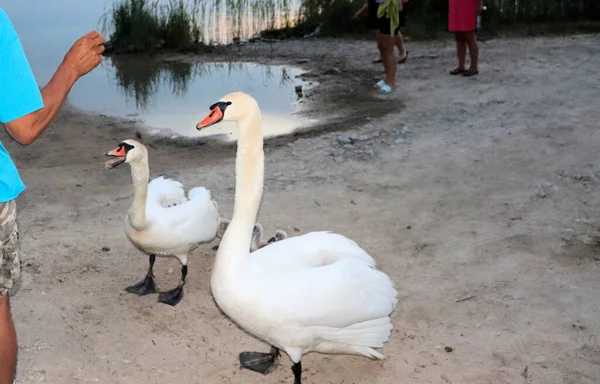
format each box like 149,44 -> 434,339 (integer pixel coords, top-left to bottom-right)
0,200 -> 20,297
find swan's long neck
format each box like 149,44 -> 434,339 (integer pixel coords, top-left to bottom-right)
127,158 -> 149,230
213,107 -> 264,282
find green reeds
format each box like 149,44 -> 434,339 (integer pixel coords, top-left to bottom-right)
101,0 -> 600,50
101,0 -> 297,52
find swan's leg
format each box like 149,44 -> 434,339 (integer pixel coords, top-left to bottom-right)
158,263 -> 187,306
125,254 -> 157,295
239,346 -> 280,374
292,361 -> 302,384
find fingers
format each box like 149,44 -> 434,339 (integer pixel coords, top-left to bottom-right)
84,30 -> 106,45
91,33 -> 106,45
86,30 -> 101,39
95,44 -> 105,54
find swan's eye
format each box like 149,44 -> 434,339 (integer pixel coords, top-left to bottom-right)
120,142 -> 135,154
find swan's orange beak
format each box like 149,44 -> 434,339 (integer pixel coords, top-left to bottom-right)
105,145 -> 127,169
197,106 -> 224,130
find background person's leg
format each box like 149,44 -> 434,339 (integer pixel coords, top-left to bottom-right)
464,30 -> 479,74
395,33 -> 407,62
375,30 -> 385,64
0,294 -> 17,384
451,32 -> 467,73
396,9 -> 408,63
376,30 -> 396,89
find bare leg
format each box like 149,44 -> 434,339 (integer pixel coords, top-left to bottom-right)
450,32 -> 467,74
456,32 -> 467,69
373,30 -> 383,62
0,294 -> 17,384
375,32 -> 406,63
377,31 -> 397,87
395,33 -> 407,61
464,30 -> 479,73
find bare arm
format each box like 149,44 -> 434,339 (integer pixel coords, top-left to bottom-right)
4,31 -> 105,145
4,63 -> 78,145
353,2 -> 368,19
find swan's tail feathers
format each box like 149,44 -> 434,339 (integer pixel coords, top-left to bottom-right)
351,346 -> 385,360
314,317 -> 394,352
147,176 -> 187,207
374,269 -> 399,311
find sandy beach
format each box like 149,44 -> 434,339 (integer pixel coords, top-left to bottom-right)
5,33 -> 600,384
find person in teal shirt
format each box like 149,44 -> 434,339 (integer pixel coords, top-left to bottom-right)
0,8 -> 105,384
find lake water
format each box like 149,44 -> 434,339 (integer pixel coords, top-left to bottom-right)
2,0 -> 309,140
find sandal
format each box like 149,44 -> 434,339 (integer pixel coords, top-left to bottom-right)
372,58 -> 383,63
374,79 -> 385,89
462,69 -> 479,77
377,84 -> 394,94
449,67 -> 466,75
398,50 -> 409,64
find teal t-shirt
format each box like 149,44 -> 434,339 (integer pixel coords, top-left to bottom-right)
0,8 -> 44,202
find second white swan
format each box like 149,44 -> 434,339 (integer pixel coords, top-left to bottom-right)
105,136 -> 221,306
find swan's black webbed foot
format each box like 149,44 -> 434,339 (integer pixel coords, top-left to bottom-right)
125,275 -> 156,295
158,264 -> 187,306
239,346 -> 280,374
125,254 -> 157,295
292,361 -> 302,384
158,285 -> 183,306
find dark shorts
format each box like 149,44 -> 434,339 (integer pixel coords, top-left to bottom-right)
0,200 -> 20,297
366,1 -> 407,35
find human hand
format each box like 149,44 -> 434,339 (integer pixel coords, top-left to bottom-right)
62,30 -> 105,78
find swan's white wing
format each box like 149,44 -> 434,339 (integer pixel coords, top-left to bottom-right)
248,232 -> 375,268
147,176 -> 188,207
243,257 -> 397,329
242,233 -> 396,328
146,185 -> 219,243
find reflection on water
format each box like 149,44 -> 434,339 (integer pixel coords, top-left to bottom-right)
68,57 -> 309,140
109,58 -> 195,110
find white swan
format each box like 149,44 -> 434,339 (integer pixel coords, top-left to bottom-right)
105,136 -> 221,306
251,223 -> 289,252
195,92 -> 397,383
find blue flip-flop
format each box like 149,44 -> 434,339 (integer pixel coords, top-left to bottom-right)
378,83 -> 393,94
